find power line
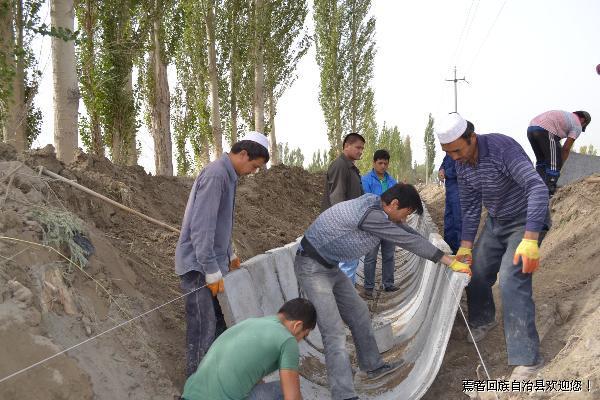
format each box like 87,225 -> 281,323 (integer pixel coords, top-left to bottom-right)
467,0 -> 509,75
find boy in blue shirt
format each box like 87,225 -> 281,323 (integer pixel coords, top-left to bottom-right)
361,149 -> 398,298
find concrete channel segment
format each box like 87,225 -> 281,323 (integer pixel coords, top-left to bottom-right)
557,152 -> 600,187
218,206 -> 469,399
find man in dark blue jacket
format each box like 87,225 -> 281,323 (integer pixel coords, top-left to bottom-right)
438,155 -> 462,253
361,149 -> 398,298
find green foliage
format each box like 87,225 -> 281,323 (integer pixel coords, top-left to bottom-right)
314,0 -> 376,159
277,142 -> 304,167
30,208 -> 91,269
0,0 -> 44,144
578,144 -> 598,156
423,113 -> 435,182
308,148 -> 329,172
96,0 -> 142,164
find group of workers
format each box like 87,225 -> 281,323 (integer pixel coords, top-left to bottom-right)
173,108 -> 591,400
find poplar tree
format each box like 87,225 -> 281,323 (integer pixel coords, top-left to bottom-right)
423,113 -> 435,183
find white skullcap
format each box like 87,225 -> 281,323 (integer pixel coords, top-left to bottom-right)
241,131 -> 270,151
435,113 -> 468,144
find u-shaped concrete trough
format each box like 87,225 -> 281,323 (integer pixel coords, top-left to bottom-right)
218,205 -> 469,399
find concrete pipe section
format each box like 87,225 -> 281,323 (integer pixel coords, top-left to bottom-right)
218,205 -> 469,399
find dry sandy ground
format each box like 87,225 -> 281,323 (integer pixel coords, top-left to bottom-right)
0,144 -> 323,399
420,181 -> 600,399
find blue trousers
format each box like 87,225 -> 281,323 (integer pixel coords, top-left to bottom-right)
295,254 -> 384,399
180,271 -> 226,377
247,381 -> 283,400
467,215 -> 546,366
444,180 -> 462,254
363,240 -> 396,290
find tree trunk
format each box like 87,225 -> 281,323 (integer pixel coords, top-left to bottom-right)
125,71 -> 137,166
3,0 -> 27,151
229,46 -> 238,145
204,0 -> 223,156
199,132 -> 210,168
51,0 -> 79,163
149,13 -> 173,176
268,90 -> 278,165
253,0 -> 265,133
81,0 -> 103,156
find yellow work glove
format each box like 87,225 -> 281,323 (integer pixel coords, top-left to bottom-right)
448,258 -> 472,276
205,270 -> 224,297
207,280 -> 224,297
513,239 -> 540,274
455,247 -> 473,265
229,254 -> 241,271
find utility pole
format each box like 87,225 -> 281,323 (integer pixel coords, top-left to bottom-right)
445,66 -> 468,113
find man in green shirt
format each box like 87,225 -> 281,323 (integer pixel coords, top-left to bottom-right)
182,298 -> 317,400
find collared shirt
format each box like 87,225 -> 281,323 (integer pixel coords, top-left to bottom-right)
456,134 -> 549,242
439,155 -> 458,182
321,153 -> 364,211
361,169 -> 397,196
529,110 -> 583,140
175,153 -> 238,276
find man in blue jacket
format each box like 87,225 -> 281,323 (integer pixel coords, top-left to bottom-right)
438,155 -> 462,254
361,149 -> 398,298
175,131 -> 270,378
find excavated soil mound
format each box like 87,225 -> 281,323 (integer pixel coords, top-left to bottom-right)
420,178 -> 600,399
0,145 -> 323,399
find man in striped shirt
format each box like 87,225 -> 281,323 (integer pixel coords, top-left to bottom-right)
527,110 -> 591,195
436,113 -> 551,381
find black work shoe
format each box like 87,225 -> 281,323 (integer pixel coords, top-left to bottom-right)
363,289 -> 374,299
366,361 -> 402,380
343,397 -> 359,400
384,285 -> 400,292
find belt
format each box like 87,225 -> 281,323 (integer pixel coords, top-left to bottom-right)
298,237 -> 336,269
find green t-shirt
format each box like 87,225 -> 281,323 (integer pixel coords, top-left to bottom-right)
182,316 -> 299,400
379,177 -> 388,192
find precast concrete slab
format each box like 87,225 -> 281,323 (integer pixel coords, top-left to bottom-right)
218,268 -> 262,326
222,204 -> 468,399
558,152 -> 600,186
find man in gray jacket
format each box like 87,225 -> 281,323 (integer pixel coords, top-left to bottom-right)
175,131 -> 270,377
295,183 -> 471,400
321,132 -> 365,282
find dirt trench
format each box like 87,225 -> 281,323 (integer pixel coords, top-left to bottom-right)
0,144 -> 323,399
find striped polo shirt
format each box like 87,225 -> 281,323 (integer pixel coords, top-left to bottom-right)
529,110 -> 583,139
456,134 -> 549,242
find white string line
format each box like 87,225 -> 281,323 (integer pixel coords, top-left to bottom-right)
0,283 -> 207,385
466,0 -> 508,76
442,267 -> 500,400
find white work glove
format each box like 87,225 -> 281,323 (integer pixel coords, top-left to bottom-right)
205,270 -> 223,284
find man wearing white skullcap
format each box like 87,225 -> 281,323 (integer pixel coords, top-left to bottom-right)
176,131 -> 270,378
436,113 -> 550,381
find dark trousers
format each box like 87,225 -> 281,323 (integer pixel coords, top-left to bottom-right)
467,215 -> 546,366
363,240 -> 396,290
180,271 -> 226,377
527,127 -> 562,195
443,179 -> 462,254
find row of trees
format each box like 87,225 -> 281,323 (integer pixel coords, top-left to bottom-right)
1,0 -> 439,180
1,0 -> 310,176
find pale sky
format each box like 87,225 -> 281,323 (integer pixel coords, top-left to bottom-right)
33,0 -> 600,174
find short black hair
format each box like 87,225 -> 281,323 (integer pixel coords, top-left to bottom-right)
342,132 -> 365,147
231,140 -> 270,163
278,298 -> 317,330
380,183 -> 424,215
373,149 -> 390,162
460,120 -> 475,145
